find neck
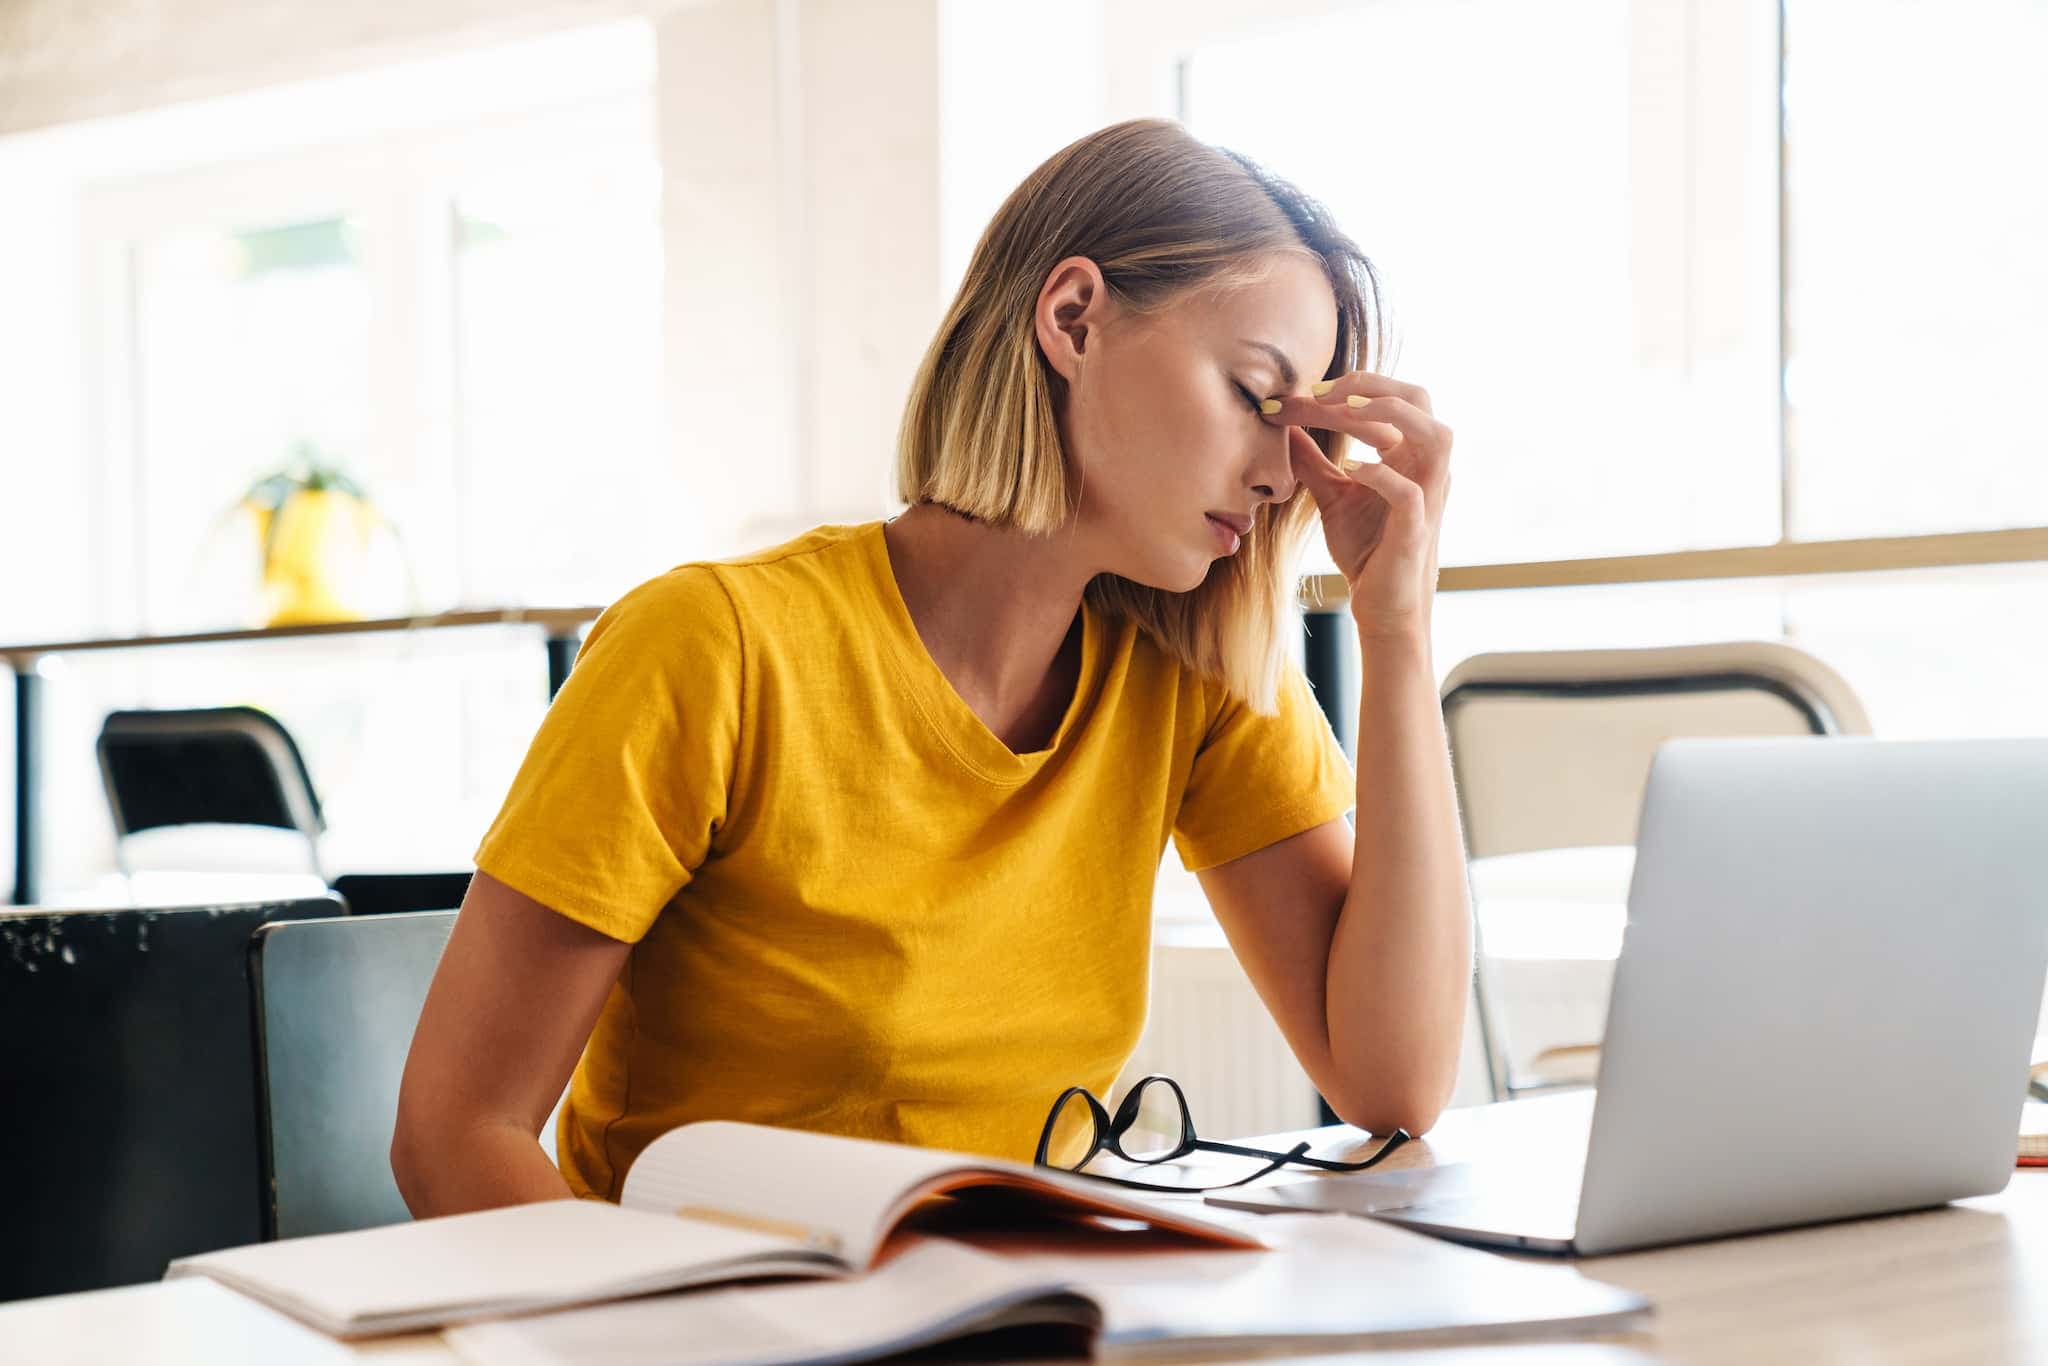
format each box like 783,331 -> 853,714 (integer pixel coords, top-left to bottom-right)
881,503 -> 1096,742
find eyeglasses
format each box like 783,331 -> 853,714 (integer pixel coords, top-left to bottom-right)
1034,1073 -> 1412,1194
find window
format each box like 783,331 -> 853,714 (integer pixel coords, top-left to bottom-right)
18,24 -> 666,901
1783,0 -> 2048,540
1125,0 -> 2045,936
131,215 -> 389,629
86,91 -> 665,632
1157,0 -> 2044,740
450,156 -> 670,607
1180,0 -> 1782,571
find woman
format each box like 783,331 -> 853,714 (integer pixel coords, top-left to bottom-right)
392,117 -> 1467,1215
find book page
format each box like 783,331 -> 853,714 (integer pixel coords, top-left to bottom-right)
2021,1099 -> 2048,1161
620,1122 -> 1263,1268
912,1206 -> 1652,1355
621,1123 -> 985,1264
442,1237 -> 1101,1366
442,1206 -> 1651,1364
165,1199 -> 838,1337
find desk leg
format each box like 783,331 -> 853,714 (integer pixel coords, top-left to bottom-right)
545,632 -> 579,701
1301,609 -> 1357,1127
11,662 -> 40,906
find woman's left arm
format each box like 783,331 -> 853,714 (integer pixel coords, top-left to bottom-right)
1197,373 -> 1471,1136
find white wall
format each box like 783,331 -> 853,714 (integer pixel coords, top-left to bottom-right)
656,0 -> 1118,553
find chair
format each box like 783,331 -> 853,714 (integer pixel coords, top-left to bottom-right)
95,707 -> 327,881
96,709 -> 476,915
0,895 -> 343,1302
248,910 -> 458,1239
1441,640 -> 1873,1102
329,871 -> 474,918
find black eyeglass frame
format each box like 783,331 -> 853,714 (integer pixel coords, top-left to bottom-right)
1034,1073 -> 1413,1194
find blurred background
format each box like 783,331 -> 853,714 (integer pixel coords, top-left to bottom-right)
1,0 -> 2043,1122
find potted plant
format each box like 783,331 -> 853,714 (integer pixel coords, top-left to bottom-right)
237,441 -> 408,627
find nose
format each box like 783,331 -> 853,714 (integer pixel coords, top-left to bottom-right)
1248,426 -> 1298,505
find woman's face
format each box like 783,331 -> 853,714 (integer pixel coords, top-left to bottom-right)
1038,252 -> 1340,591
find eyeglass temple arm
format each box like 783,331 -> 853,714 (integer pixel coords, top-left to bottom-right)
1069,1141 -> 1313,1194
1196,1129 -> 1412,1171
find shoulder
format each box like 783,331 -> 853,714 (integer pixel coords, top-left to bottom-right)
597,522 -> 876,639
1101,610 -> 1223,750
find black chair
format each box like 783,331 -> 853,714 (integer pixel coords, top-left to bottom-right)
328,871 -> 473,918
95,707 -> 327,881
249,910 -> 458,1240
0,895 -> 343,1302
96,708 -> 475,915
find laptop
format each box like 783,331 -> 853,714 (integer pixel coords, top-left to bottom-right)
1212,736 -> 2048,1256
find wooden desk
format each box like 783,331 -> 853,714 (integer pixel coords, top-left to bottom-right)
3,1092 -> 2040,1363
1,608 -> 599,905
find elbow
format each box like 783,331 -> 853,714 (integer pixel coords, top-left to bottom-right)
389,1089 -> 442,1217
1321,1060 -> 1459,1138
1326,1091 -> 1444,1139
1319,1013 -> 1467,1138
389,1107 -> 423,1216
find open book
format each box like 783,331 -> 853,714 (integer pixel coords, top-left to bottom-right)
163,1121 -> 1261,1338
2021,1099 -> 2048,1167
440,1208 -> 1655,1365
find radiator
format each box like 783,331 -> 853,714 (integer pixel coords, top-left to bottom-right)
1119,925 -> 1498,1135
1114,934 -> 1324,1141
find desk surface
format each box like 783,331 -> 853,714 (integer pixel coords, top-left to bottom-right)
4,1093 -> 2041,1365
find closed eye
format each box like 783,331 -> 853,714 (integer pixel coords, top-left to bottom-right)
1232,381 -> 1265,413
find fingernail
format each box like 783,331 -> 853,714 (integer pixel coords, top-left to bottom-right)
1311,379 -> 1335,397
1259,398 -> 1283,414
1346,394 -> 1370,408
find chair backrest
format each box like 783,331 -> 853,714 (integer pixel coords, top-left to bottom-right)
249,910 -> 458,1240
328,871 -> 474,917
1440,640 -> 1872,860
96,706 -> 325,840
0,895 -> 344,1302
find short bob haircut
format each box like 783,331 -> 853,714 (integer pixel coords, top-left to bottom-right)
895,116 -> 1393,714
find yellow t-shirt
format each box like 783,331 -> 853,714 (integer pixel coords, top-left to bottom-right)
473,520 -> 1354,1200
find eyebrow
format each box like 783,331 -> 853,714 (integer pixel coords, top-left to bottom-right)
1238,339 -> 1299,391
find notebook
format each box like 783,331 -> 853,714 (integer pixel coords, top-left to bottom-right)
162,1120 -> 1259,1338
2021,1100 -> 2048,1168
441,1207 -> 1655,1365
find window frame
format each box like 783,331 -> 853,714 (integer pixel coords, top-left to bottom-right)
77,92 -> 659,634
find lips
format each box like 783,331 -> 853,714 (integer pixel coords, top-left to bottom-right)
1204,513 -> 1246,554
1206,511 -> 1253,537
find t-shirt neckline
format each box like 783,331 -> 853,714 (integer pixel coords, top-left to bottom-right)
863,519 -> 1100,786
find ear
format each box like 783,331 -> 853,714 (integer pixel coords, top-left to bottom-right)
1034,255 -> 1109,385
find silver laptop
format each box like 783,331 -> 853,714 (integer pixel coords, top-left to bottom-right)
1213,736 -> 2048,1256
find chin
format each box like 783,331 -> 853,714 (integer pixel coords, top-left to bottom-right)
1105,523 -> 1222,593
1103,553 -> 1205,594
1158,553 -> 1216,595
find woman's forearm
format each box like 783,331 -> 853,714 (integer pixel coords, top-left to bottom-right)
1325,623 -> 1473,1134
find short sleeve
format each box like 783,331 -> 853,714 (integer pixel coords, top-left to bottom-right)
472,566 -> 743,942
1171,660 -> 1355,872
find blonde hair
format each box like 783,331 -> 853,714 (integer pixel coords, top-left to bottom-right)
894,117 -> 1393,714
